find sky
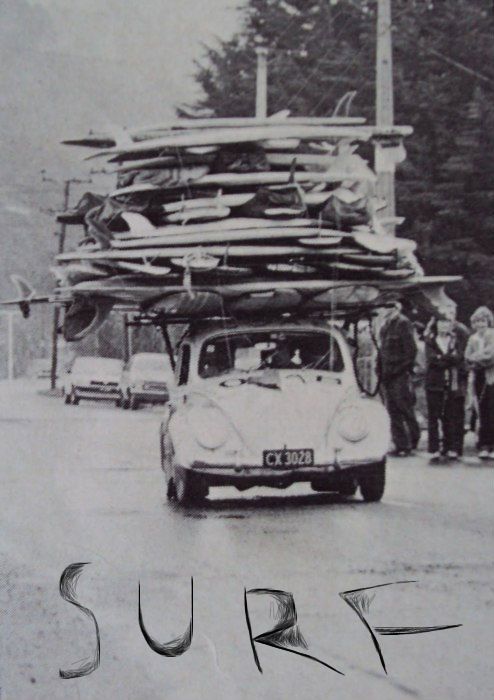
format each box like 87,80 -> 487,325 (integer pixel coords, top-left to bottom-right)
0,0 -> 243,314
31,0 -> 241,108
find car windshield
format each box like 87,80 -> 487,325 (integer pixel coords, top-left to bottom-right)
72,357 -> 123,374
198,330 -> 344,379
131,355 -> 170,373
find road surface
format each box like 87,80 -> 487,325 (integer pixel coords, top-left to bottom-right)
0,380 -> 493,699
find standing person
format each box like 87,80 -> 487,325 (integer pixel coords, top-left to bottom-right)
424,315 -> 469,463
380,301 -> 420,456
465,306 -> 494,459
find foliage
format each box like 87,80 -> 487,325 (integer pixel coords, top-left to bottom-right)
187,0 -> 494,320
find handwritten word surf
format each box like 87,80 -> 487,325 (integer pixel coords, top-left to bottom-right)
59,563 -> 461,680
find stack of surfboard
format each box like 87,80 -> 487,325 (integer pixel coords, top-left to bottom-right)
53,115 -> 454,340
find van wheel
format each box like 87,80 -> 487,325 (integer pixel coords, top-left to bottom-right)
174,468 -> 208,506
64,391 -> 72,405
359,461 -> 386,502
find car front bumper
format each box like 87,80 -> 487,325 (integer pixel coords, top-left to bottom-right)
74,386 -> 121,400
131,390 -> 168,403
184,458 -> 383,488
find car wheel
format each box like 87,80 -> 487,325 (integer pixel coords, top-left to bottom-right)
310,477 -> 335,492
122,391 -> 130,409
174,467 -> 208,506
129,393 -> 139,411
64,390 -> 72,405
71,389 -> 79,406
115,394 -> 122,408
338,478 -> 357,497
359,460 -> 386,502
160,429 -> 176,502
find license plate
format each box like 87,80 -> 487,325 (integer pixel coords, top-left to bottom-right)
263,448 -> 314,468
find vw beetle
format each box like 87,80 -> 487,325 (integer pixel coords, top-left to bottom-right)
159,321 -> 390,505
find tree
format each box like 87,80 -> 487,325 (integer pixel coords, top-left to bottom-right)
186,0 -> 494,319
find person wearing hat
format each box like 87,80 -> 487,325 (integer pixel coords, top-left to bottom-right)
465,306 -> 494,459
423,313 -> 469,463
380,300 -> 420,456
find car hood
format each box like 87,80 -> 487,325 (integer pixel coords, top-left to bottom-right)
72,372 -> 121,382
130,372 -> 169,382
187,371 -> 353,451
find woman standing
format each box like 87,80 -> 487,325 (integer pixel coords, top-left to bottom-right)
465,306 -> 494,459
424,316 -> 469,463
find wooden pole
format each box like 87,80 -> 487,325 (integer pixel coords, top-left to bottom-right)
50,180 -> 70,390
255,47 -> 268,119
7,312 -> 14,380
375,0 -> 396,231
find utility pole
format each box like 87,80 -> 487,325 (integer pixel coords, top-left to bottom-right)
375,0 -> 396,229
0,311 -> 17,380
255,47 -> 268,118
42,174 -> 91,390
122,313 -> 133,363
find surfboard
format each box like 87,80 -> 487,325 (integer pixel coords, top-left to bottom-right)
58,243 -> 360,263
85,125 -> 375,160
63,117 -> 369,148
111,228 -> 345,249
117,213 -> 341,238
193,169 -> 374,187
164,206 -> 231,223
160,190 -> 332,214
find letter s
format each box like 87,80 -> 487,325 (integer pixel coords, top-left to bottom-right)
59,563 -> 100,679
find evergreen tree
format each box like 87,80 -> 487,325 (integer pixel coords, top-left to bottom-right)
187,0 -> 494,317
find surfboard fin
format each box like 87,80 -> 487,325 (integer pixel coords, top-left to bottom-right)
0,275 -> 49,318
332,91 -> 357,117
120,212 -> 157,235
86,216 -> 113,250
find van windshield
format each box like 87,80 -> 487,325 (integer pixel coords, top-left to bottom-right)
198,330 -> 344,379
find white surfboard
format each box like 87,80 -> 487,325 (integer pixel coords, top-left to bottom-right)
161,190 -> 332,214
194,169 -> 373,187
85,125 -> 375,160
112,227 -> 345,249
164,206 -> 231,223
58,243 -> 357,263
117,213 -> 341,238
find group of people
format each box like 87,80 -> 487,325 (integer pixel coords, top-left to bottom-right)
380,301 -> 494,463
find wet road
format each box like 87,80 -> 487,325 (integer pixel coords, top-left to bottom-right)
1,380 -> 493,699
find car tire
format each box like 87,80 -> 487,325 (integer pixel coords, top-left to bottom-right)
359,460 -> 386,502
129,394 -> 139,411
310,477 -> 335,492
174,467 -> 208,506
64,391 -> 72,405
115,394 -> 122,408
71,389 -> 79,406
122,392 -> 130,410
160,429 -> 177,502
338,478 -> 357,497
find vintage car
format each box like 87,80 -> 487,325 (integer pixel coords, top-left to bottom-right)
159,321 -> 390,505
120,352 -> 173,409
63,356 -> 124,405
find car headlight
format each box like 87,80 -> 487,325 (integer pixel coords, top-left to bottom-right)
335,404 -> 369,443
187,406 -> 231,450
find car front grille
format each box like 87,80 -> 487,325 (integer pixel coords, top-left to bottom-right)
90,381 -> 119,387
143,382 -> 167,391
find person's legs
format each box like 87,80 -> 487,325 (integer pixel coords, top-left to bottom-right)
426,390 -> 442,454
452,395 -> 466,455
442,393 -> 464,455
483,384 -> 494,450
477,384 -> 490,451
384,375 -> 413,452
404,380 -> 421,450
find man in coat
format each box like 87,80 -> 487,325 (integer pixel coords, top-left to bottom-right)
380,301 -> 420,456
